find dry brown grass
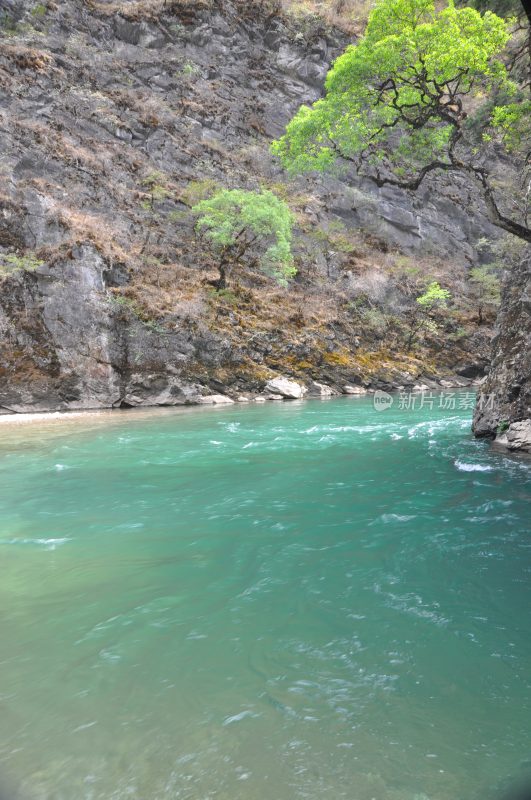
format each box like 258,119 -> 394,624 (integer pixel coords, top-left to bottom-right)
0,44 -> 54,72
10,119 -> 103,175
85,0 -> 213,21
85,0 -> 367,34
55,206 -> 132,264
121,261 -> 209,320
281,0 -> 373,34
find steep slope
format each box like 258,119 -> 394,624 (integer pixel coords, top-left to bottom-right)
0,0 -> 500,412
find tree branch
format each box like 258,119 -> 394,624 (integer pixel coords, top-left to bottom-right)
331,129 -> 531,242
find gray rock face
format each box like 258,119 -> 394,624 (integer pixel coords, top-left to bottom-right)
473,249 -> 531,451
0,245 -> 220,412
0,246 -> 120,412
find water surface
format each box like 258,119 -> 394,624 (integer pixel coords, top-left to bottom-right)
0,398 -> 530,800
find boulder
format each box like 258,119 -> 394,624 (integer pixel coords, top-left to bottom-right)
343,385 -> 367,395
416,377 -> 440,390
439,377 -> 470,388
496,419 -> 531,453
198,394 -> 234,405
264,377 -> 307,400
309,381 -> 336,397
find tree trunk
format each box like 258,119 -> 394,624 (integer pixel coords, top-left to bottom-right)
213,259 -> 231,290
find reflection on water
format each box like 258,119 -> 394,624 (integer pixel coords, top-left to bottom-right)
0,399 -> 530,800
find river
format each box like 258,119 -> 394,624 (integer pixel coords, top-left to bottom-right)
0,397 -> 529,800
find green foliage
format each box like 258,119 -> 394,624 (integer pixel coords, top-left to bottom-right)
404,281 -> 451,349
274,0 -> 531,240
140,172 -> 171,209
469,264 -> 501,321
141,171 -> 166,188
0,10 -> 10,27
108,293 -> 163,331
192,189 -> 295,287
0,14 -> 18,35
0,252 -> 44,275
208,287 -> 239,306
358,307 -> 390,335
490,100 -> 531,152
469,265 -> 501,303
31,3 -> 47,18
143,318 -> 166,334
305,218 -> 359,254
448,325 -> 468,342
477,233 -> 527,270
272,0 -> 513,177
416,281 -> 451,310
108,294 -> 139,312
169,21 -> 186,37
180,61 -> 200,78
180,179 -> 220,208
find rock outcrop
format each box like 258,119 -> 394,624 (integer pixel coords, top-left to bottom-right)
473,249 -> 531,452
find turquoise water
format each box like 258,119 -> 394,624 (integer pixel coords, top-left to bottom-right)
0,398 -> 530,800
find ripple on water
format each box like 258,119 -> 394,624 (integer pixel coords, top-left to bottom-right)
0,536 -> 71,549
454,459 -> 494,472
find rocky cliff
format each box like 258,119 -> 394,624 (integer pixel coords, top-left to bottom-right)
0,0 -> 501,412
473,248 -> 531,453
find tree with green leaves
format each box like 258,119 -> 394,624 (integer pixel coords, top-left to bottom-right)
406,281 -> 451,349
469,265 -> 502,322
463,0 -> 529,90
272,0 -> 531,242
417,281 -> 451,310
192,189 -> 295,290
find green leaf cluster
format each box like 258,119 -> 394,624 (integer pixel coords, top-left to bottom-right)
272,0 -> 512,175
469,265 -> 501,304
490,100 -> 531,152
416,281 -> 451,309
0,253 -> 44,275
193,190 -> 296,286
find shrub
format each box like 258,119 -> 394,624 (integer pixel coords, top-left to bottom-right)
192,189 -> 296,289
405,282 -> 451,350
180,179 -> 220,208
416,282 -> 451,311
469,265 -> 501,323
0,253 -> 44,275
140,172 -> 171,210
